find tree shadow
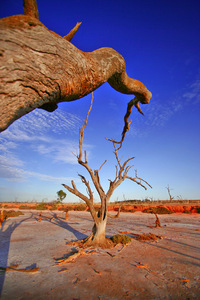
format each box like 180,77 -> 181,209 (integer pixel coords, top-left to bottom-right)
0,210 -> 92,295
0,212 -> 33,296
143,239 -> 200,267
46,212 -> 88,240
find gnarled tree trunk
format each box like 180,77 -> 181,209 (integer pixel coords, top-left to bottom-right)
0,0 -> 152,132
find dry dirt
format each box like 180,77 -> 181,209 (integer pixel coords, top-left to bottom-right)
0,210 -> 199,299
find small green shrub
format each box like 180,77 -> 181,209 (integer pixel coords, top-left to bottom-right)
110,234 -> 132,244
197,207 -> 200,213
57,190 -> 66,203
142,206 -> 172,214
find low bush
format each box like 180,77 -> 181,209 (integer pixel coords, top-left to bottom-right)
35,203 -> 48,210
19,205 -> 31,209
3,210 -> 24,219
110,234 -> 132,244
74,204 -> 87,211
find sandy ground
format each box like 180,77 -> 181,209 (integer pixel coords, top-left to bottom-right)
0,210 -> 200,299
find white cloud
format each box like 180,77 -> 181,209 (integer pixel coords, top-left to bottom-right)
1,108 -> 81,140
33,138 -> 79,164
0,151 -> 77,183
25,170 -> 76,183
141,74 -> 200,129
0,106 -> 93,183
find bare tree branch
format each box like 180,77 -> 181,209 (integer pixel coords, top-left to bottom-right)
63,22 -> 82,41
78,174 -> 93,200
0,2 -> 152,132
23,0 -> 39,19
78,93 -> 93,163
97,160 -> 107,172
106,97 -> 145,149
62,183 -> 98,223
126,176 -> 152,190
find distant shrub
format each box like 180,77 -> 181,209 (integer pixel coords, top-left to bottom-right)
120,206 -> 136,213
74,204 -> 87,211
19,205 -> 30,209
3,210 -> 24,219
197,207 -> 200,214
110,234 -> 132,244
142,206 -> 172,214
65,205 -> 75,211
183,210 -> 191,214
35,203 -> 48,210
49,202 -> 58,211
58,206 -> 66,211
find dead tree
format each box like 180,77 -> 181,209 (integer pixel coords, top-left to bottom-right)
62,96 -> 152,248
0,0 -> 152,133
166,185 -> 174,202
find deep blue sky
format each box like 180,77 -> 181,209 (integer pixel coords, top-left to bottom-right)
0,0 -> 200,202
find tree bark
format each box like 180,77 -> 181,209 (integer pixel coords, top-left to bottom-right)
0,14 -> 151,132
81,214 -> 113,248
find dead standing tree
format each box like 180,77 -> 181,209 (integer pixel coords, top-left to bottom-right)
166,184 -> 174,202
0,0 -> 152,134
62,96 -> 152,248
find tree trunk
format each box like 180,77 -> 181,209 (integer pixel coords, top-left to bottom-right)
0,15 -> 151,132
80,213 -> 113,248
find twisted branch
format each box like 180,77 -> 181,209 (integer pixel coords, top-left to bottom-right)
106,97 -> 145,149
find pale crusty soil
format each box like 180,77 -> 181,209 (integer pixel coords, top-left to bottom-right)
0,210 -> 200,299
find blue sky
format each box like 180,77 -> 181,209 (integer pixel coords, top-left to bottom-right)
0,0 -> 200,202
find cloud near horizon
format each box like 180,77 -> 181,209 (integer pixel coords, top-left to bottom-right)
0,108 -> 86,182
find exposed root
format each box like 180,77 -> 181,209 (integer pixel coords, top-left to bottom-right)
55,249 -> 96,265
0,264 -> 39,273
55,250 -> 85,265
106,244 -> 126,258
67,234 -> 115,250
